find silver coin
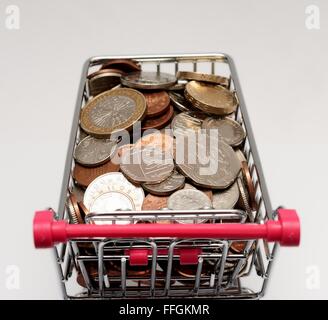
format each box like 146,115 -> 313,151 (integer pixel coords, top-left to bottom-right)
171,112 -> 202,137
89,192 -> 133,225
212,181 -> 239,210
74,136 -> 117,167
77,129 -> 88,142
83,172 -> 144,211
235,149 -> 247,179
168,189 -> 212,210
121,71 -> 177,90
142,170 -> 185,196
174,129 -> 241,189
168,80 -> 188,91
168,189 -> 212,223
120,145 -> 174,184
202,117 -> 246,147
235,149 -> 247,164
237,177 -> 253,221
90,191 -> 135,212
169,92 -> 191,112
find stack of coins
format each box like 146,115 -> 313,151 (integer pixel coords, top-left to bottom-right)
67,60 -> 257,284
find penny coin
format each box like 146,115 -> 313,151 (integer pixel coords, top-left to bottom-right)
100,59 -> 141,73
120,146 -> 174,184
80,88 -> 146,138
169,91 -> 192,112
66,193 -> 84,224
177,71 -> 230,87
73,160 -> 120,188
212,181 -> 239,210
202,117 -> 245,147
141,105 -> 174,131
110,144 -> 135,166
171,112 -> 202,137
77,201 -> 89,217
87,69 -> 124,97
117,144 -> 134,157
174,130 -> 241,189
77,262 -> 122,288
87,68 -> 124,80
241,161 -> 257,210
230,241 -> 247,254
182,183 -> 213,201
185,81 -> 238,115
84,172 -> 144,211
73,136 -> 117,167
142,170 -> 185,196
142,194 -> 169,210
134,132 -> 174,154
168,189 -> 212,223
143,91 -> 170,118
121,71 -> 177,90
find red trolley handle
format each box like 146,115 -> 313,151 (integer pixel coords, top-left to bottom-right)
33,208 -> 300,248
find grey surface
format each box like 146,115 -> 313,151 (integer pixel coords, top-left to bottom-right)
0,0 -> 327,299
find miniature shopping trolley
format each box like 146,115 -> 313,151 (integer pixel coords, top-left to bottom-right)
33,53 -> 300,299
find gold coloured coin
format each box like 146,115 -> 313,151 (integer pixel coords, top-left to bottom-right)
185,81 -> 238,115
177,71 -> 230,87
80,88 -> 146,138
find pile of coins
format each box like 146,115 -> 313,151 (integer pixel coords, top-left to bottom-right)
66,59 -> 258,286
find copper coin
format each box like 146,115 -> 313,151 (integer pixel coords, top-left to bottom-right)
142,194 -> 169,210
120,146 -> 174,184
77,262 -> 121,288
73,160 -> 120,188
143,91 -> 170,118
141,105 -> 174,131
66,193 -> 84,224
117,144 -> 134,157
78,201 -> 89,217
108,260 -> 151,277
110,143 -> 134,166
87,69 -> 124,97
100,59 -> 141,73
87,68 -> 125,80
230,241 -> 247,254
134,132 -> 174,154
241,161 -> 257,210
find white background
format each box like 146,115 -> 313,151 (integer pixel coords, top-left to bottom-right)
0,0 -> 327,299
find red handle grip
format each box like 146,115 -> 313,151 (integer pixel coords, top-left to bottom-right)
33,209 -> 300,248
